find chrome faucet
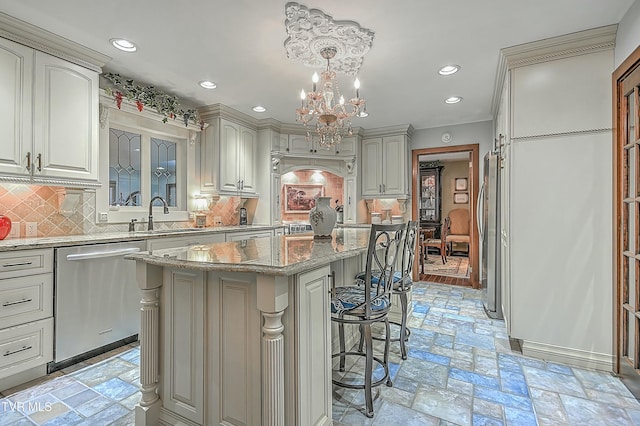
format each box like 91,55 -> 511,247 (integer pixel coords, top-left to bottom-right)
148,196 -> 170,230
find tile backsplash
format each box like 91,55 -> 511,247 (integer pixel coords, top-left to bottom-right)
0,184 -> 245,238
0,184 -> 85,237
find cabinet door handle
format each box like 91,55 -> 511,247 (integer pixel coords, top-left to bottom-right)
2,298 -> 33,307
4,345 -> 32,357
36,153 -> 42,172
2,261 -> 33,268
310,149 -> 313,153
348,196 -> 351,205
25,152 -> 31,172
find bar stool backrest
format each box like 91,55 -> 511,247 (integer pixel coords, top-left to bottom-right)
397,221 -> 419,291
363,223 -> 406,319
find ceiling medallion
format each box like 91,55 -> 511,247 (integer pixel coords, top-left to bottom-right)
284,2 -> 375,76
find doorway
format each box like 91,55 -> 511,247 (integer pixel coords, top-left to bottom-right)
412,144 -> 480,288
613,44 -> 640,398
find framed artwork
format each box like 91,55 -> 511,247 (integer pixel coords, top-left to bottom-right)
453,192 -> 469,204
284,184 -> 324,213
455,177 -> 468,191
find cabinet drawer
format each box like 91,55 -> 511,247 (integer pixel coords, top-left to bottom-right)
0,318 -> 53,379
0,273 -> 53,328
0,249 -> 53,280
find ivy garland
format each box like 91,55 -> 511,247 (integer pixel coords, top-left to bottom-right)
103,73 -> 204,130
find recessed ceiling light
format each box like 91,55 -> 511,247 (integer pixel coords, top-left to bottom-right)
252,106 -> 266,113
199,80 -> 217,89
110,38 -> 137,52
438,65 -> 460,76
445,96 -> 463,104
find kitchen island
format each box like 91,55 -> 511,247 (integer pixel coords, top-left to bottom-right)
127,228 -> 372,426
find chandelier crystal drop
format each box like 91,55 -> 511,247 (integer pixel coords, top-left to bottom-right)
295,47 -> 365,149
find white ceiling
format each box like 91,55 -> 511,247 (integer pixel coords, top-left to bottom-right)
0,0 -> 634,130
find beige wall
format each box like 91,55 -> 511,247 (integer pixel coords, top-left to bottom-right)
440,160 -> 469,220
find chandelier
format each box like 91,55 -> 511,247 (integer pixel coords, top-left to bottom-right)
295,47 -> 365,148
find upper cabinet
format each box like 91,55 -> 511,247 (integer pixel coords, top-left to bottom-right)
0,37 -> 100,187
276,134 -> 356,158
0,38 -> 33,179
200,117 -> 258,196
361,134 -> 408,198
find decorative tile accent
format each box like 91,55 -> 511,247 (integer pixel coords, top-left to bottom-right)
280,170 -> 344,223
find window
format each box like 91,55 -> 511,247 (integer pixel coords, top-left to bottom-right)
109,129 -> 141,206
109,127 -> 180,208
98,105 -> 193,224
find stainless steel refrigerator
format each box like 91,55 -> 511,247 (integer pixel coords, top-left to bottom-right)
479,151 -> 503,319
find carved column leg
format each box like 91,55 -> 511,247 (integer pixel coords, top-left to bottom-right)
261,311 -> 285,426
135,263 -> 163,426
139,288 -> 159,407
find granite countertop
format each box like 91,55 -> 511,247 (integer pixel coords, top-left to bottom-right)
127,228 -> 372,276
0,225 -> 282,252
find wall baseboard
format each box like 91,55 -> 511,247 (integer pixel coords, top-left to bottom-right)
522,340 -> 612,372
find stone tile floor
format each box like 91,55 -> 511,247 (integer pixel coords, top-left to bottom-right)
332,282 -> 640,426
1,282 -> 639,425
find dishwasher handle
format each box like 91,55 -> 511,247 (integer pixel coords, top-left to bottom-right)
66,247 -> 141,261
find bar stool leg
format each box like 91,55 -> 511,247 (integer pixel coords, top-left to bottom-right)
338,320 -> 346,372
358,324 -> 364,353
363,322 -> 374,418
399,292 -> 409,360
384,318 -> 392,387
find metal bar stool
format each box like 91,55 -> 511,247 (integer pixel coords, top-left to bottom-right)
355,221 -> 419,360
330,223 -> 406,418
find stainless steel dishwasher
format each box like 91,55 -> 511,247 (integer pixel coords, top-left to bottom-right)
54,240 -> 146,366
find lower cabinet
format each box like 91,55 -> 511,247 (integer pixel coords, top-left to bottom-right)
160,269 -> 205,424
157,265 -> 333,425
0,318 -> 53,381
295,266 -> 332,426
0,249 -> 53,386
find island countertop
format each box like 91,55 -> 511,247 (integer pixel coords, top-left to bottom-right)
126,228 -> 372,276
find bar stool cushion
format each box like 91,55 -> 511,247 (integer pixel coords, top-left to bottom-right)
331,286 -> 391,315
354,270 -> 412,291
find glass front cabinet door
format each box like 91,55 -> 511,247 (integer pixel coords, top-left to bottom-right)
419,165 -> 443,236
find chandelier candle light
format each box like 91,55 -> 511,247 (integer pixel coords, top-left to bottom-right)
296,47 -> 365,149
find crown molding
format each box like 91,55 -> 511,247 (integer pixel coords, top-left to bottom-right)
490,24 -> 617,118
363,124 -> 414,139
0,12 -> 111,73
99,90 -> 204,132
197,103 -> 260,128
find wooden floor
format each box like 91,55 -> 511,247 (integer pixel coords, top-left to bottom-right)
419,273 -> 472,287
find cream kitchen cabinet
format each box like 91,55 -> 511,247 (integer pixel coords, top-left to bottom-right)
0,249 -> 53,389
220,121 -> 256,194
361,135 -> 408,197
284,134 -> 356,157
0,37 -> 99,186
200,118 -> 257,196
